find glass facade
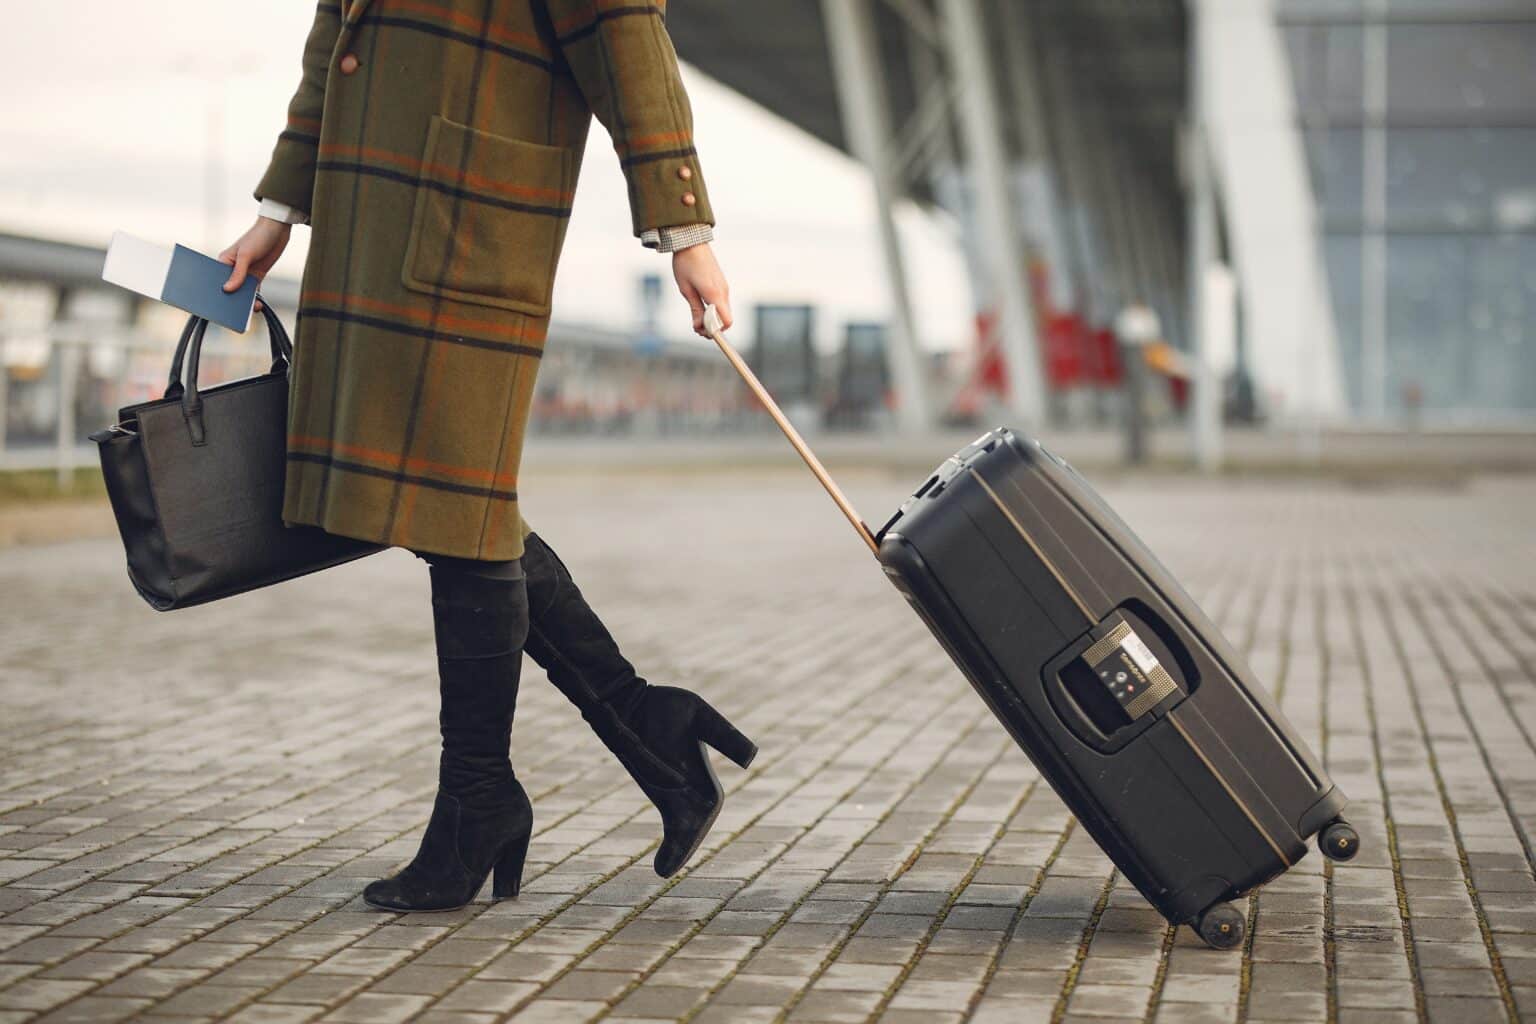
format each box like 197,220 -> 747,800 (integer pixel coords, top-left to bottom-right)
1280,1 -> 1536,417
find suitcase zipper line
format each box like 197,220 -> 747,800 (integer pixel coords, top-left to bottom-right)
972,469 -> 1096,623
974,464 -> 1292,868
1169,713 -> 1291,866
1003,473 -> 1120,616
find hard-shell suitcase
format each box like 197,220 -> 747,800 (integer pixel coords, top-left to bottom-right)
701,310 -> 1358,948
875,428 -> 1357,946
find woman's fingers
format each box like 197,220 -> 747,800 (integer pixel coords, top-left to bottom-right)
711,294 -> 733,332
680,280 -> 706,335
222,251 -> 250,293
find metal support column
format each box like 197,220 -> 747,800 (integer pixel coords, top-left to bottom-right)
997,0 -> 1074,314
1044,46 -> 1116,325
941,0 -> 1047,425
1361,0 -> 1388,418
821,0 -> 933,433
1186,7 -> 1223,472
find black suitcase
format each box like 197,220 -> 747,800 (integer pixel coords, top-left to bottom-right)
701,311 -> 1357,949
874,428 -> 1356,947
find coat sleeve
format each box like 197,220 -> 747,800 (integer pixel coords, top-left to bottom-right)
253,1 -> 342,212
544,0 -> 714,238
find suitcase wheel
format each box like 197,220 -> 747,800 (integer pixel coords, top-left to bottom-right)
1320,820 -> 1360,863
1194,903 -> 1246,950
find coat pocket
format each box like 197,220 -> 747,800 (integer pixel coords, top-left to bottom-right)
402,115 -> 576,317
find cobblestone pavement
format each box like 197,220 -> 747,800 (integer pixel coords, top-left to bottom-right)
2,470 -> 1534,1024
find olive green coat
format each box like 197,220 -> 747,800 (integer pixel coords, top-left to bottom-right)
257,0 -> 713,560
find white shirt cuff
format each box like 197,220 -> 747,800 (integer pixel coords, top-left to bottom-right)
258,198 -> 308,225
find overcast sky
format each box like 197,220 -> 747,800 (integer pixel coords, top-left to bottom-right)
0,2 -> 973,350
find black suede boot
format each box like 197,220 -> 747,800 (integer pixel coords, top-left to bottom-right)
521,532 -> 757,878
363,560 -> 534,912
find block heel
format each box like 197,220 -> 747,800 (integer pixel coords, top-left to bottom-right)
697,703 -> 758,770
492,828 -> 531,900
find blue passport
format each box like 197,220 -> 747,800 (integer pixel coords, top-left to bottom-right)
102,231 -> 259,332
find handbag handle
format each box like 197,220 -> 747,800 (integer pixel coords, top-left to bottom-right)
176,301 -> 294,446
164,299 -> 293,400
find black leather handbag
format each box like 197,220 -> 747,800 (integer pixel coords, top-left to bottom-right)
90,304 -> 384,610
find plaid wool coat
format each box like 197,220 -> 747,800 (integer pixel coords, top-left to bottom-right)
256,0 -> 714,560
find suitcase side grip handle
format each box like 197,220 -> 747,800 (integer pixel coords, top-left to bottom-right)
1043,607 -> 1194,754
1045,663 -> 1121,751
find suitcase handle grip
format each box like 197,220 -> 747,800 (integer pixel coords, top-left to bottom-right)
704,306 -> 880,556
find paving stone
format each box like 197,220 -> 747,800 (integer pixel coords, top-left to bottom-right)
1336,1011 -> 1419,1024
432,979 -> 539,1013
30,995 -> 156,1023
538,969 -> 636,1002
785,987 -> 884,1023
92,967 -> 207,999
320,991 -> 432,1022
815,962 -> 904,992
1337,977 -> 1419,1010
262,972 -> 371,1007
221,1004 -> 324,1023
1421,995 -> 1509,1024
611,984 -> 710,1017
34,952 -> 151,982
0,978 -> 95,1013
1150,1005 -> 1239,1024
151,983 -> 263,1017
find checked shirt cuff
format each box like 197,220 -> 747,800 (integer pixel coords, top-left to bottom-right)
642,223 -> 714,253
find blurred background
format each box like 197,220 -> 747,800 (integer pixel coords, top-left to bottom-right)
1,0 -> 1534,493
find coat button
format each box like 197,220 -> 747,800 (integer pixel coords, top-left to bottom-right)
681,192 -> 697,207
677,166 -> 693,181
339,53 -> 360,74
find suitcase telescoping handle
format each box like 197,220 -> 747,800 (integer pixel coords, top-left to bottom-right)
704,306 -> 880,556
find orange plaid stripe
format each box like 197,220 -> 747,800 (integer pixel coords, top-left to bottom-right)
386,0 -> 553,55
614,130 -> 693,157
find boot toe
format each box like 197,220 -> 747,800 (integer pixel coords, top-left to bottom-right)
650,785 -> 724,878
362,878 -> 410,911
654,842 -> 686,879
362,875 -> 465,912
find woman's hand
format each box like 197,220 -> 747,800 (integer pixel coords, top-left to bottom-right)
220,218 -> 293,309
672,242 -> 732,337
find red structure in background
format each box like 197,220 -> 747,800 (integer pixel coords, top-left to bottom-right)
947,263 -> 1191,422
948,265 -> 1120,420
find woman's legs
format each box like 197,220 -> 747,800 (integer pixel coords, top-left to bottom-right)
520,531 -> 757,877
361,550 -> 533,912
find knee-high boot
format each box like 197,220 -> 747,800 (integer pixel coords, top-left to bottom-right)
521,531 -> 757,878
362,559 -> 534,912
